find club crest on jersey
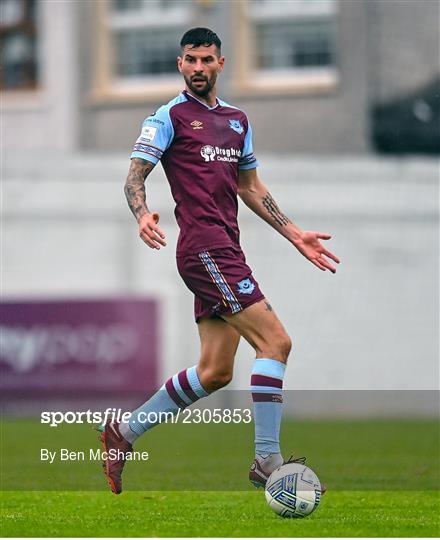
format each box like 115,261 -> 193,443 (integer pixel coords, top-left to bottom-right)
229,119 -> 244,134
237,278 -> 255,295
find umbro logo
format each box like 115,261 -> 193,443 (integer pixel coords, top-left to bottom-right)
191,120 -> 203,130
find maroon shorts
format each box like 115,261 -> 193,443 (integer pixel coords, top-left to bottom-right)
176,246 -> 265,322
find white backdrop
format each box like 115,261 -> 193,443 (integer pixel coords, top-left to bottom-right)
3,155 -> 438,408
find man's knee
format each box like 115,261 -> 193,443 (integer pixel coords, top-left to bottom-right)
209,369 -> 233,390
280,333 -> 292,361
256,331 -> 292,363
275,332 -> 292,363
198,364 -> 233,391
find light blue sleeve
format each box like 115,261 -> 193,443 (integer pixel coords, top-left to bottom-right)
130,105 -> 174,165
238,119 -> 259,170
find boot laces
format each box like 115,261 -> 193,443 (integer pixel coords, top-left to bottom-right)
284,455 -> 307,465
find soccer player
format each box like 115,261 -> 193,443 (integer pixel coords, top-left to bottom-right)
100,27 -> 339,495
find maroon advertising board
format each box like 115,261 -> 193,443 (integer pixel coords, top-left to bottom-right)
0,299 -> 158,396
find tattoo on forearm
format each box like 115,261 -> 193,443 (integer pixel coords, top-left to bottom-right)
264,301 -> 273,311
261,192 -> 291,227
124,159 -> 154,220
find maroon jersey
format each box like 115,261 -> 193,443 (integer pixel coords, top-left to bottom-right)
131,90 -> 258,257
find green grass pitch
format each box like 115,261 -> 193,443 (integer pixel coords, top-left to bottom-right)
1,418 -> 439,537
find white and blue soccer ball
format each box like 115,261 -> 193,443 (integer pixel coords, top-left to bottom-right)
265,462 -> 322,518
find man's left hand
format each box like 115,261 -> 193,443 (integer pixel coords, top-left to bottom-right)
293,232 -> 340,273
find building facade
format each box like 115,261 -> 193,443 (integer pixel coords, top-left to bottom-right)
2,0 -> 439,155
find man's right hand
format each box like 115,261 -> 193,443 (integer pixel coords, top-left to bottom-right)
138,212 -> 167,249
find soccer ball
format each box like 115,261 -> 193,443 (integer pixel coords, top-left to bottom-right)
265,462 -> 322,518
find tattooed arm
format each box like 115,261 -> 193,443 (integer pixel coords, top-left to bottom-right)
237,168 -> 339,272
124,158 -> 166,250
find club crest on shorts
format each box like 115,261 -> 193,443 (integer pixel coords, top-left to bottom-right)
229,119 -> 244,134
237,278 -> 255,295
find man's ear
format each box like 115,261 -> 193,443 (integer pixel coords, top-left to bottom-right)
177,56 -> 183,73
218,56 -> 225,72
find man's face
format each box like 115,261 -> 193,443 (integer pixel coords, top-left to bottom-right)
178,44 -> 225,97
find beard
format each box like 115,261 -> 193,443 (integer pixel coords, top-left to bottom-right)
184,73 -> 217,97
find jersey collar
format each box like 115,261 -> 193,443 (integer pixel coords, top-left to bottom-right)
182,90 -> 219,110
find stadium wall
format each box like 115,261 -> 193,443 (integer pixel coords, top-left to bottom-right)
3,156 -> 438,416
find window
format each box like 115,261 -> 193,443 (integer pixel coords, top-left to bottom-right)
252,0 -> 337,72
109,0 -> 191,81
114,27 -> 183,78
92,0 -> 192,99
256,19 -> 336,71
233,0 -> 339,94
0,0 -> 38,90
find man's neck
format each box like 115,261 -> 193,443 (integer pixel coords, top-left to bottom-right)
185,87 -> 217,108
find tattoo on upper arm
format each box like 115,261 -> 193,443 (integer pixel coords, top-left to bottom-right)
264,301 -> 273,311
261,192 -> 292,227
124,158 -> 155,220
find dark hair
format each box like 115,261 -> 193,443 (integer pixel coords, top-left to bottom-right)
180,27 -> 221,55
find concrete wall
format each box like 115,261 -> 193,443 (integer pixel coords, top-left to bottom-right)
4,155 -> 438,403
